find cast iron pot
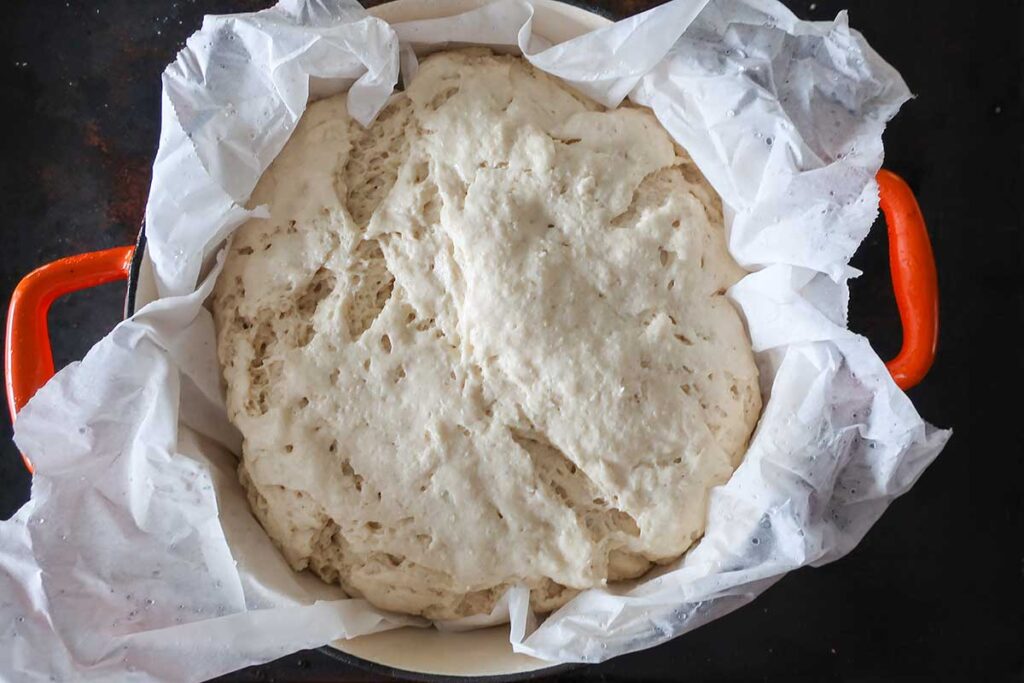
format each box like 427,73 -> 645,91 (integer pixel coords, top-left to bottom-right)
4,0 -> 939,679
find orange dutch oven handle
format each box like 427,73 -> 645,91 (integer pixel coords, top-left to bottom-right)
5,246 -> 135,471
3,171 -> 938,473
875,169 -> 939,390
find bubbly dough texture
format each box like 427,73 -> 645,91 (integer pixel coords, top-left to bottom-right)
212,50 -> 760,620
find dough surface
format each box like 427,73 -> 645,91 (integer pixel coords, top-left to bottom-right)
212,50 -> 760,620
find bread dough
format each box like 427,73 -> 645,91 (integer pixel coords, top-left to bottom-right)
212,50 -> 760,620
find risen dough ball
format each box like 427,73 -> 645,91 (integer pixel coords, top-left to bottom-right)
212,50 -> 760,620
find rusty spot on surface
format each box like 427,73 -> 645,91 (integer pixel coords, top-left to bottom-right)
84,122 -> 111,155
84,121 -> 150,231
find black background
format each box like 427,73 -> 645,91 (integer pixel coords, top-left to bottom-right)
1,1 -> 1021,680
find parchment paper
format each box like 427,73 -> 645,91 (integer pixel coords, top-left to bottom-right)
1,0 -> 950,679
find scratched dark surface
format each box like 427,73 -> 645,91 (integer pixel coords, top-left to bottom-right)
1,1 -> 1021,681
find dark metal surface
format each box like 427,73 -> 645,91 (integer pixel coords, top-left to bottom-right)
315,646 -> 580,683
2,0 -> 1022,680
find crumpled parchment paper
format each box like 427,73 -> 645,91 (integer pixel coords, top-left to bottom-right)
0,0 -> 950,679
